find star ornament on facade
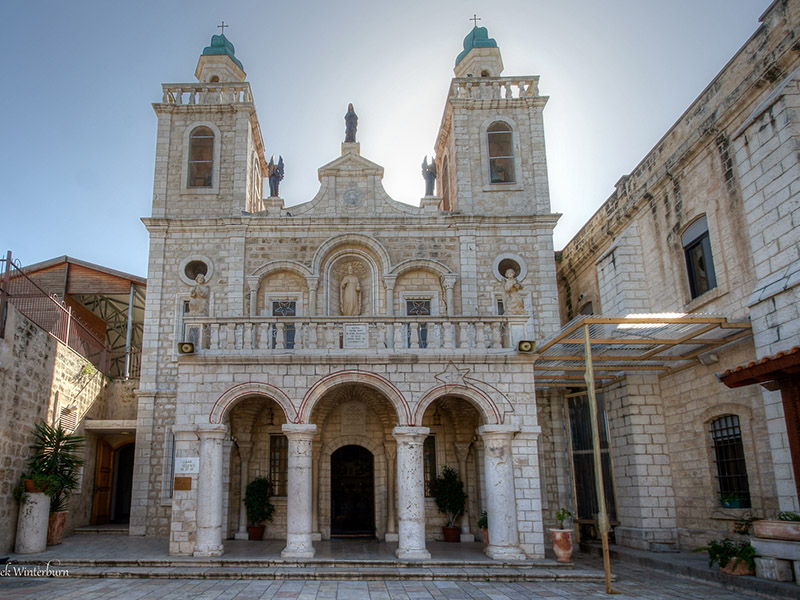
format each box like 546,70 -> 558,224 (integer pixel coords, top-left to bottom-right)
434,363 -> 470,386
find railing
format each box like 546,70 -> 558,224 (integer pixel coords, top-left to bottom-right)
0,251 -> 111,373
108,348 -> 142,379
161,83 -> 253,106
182,315 -> 529,353
451,77 -> 540,101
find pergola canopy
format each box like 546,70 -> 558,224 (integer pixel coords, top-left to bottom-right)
534,314 -> 752,388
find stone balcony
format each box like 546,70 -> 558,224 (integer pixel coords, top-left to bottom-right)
450,77 -> 540,101
160,82 -> 253,105
182,315 -> 529,355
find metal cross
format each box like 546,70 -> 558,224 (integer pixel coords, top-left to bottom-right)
217,21 -> 228,35
470,14 -> 481,28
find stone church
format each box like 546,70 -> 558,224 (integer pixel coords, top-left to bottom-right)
131,26 -> 558,559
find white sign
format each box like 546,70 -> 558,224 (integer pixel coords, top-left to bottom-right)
176,457 -> 200,474
344,324 -> 368,348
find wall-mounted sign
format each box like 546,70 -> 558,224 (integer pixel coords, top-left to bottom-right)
344,324 -> 368,348
176,457 -> 199,474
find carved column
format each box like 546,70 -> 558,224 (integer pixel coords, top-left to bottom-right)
454,442 -> 475,542
281,424 -> 317,558
307,277 -> 319,316
246,277 -> 259,317
311,441 -> 321,540
384,442 -> 398,542
478,425 -> 526,560
194,424 -> 228,557
384,276 -> 396,348
234,441 -> 253,540
441,274 -> 458,317
392,426 -> 431,559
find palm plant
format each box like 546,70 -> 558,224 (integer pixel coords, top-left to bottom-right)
28,422 -> 86,512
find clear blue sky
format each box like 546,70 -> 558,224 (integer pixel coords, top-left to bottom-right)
2,0 -> 773,277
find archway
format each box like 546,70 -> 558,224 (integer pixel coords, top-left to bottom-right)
330,445 -> 375,537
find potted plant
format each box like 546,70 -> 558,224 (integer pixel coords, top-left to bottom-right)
27,422 -> 85,546
431,466 -> 466,542
550,507 -> 574,563
693,538 -> 755,575
478,511 -> 488,544
752,511 -> 800,541
244,476 -> 275,540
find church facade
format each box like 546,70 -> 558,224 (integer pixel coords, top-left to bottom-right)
132,28 -> 560,559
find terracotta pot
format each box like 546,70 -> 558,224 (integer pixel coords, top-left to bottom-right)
720,558 -> 754,576
752,519 -> 800,541
550,528 -> 573,563
47,511 -> 68,546
442,526 -> 461,542
247,525 -> 266,541
24,479 -> 47,494
482,527 -> 489,545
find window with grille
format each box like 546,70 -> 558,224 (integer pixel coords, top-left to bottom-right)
423,435 -> 437,497
406,299 -> 431,348
187,127 -> 214,187
269,434 -> 288,496
487,121 -> 515,183
710,415 -> 750,507
271,301 -> 296,349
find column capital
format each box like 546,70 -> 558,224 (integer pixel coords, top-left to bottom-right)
172,424 -> 198,442
454,441 -> 471,462
245,276 -> 260,291
383,275 -> 397,290
392,426 -> 430,443
282,423 -> 318,440
383,441 -> 397,461
306,276 -> 319,288
196,423 -> 229,440
440,273 -> 458,289
477,424 -> 519,441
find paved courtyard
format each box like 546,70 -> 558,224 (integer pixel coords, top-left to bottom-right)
0,558 -> 773,600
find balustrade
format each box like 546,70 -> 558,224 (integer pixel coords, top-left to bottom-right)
451,77 -> 539,101
182,315 -> 526,353
161,83 -> 253,106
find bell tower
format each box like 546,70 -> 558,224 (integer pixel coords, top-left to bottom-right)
435,25 -> 551,216
149,32 -> 267,219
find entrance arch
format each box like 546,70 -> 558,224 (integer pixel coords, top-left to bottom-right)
330,445 -> 375,537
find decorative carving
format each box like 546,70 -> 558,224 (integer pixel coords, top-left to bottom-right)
340,400 -> 366,436
188,273 -> 210,315
502,268 -> 525,315
340,265 -> 362,316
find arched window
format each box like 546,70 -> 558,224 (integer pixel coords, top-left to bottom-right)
440,157 -> 451,210
681,216 -> 717,299
187,127 -> 214,187
710,415 -> 750,508
487,121 -> 515,184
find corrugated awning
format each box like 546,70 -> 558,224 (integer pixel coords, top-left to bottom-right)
534,314 -> 752,388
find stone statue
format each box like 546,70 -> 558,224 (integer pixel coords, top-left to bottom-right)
340,265 -> 362,316
188,273 -> 210,315
422,157 -> 437,196
268,156 -> 284,197
503,268 -> 526,315
344,103 -> 358,143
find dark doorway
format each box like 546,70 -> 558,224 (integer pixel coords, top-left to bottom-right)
331,445 -> 374,538
111,443 -> 135,523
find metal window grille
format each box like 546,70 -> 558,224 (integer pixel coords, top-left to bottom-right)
406,299 -> 431,349
270,435 -> 288,496
423,435 -> 436,497
270,301 -> 296,349
711,415 -> 751,506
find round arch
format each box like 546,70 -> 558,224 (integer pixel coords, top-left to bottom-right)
389,258 -> 455,279
209,382 -> 298,424
413,384 -> 502,426
298,370 -> 410,424
311,233 -> 391,278
249,259 -> 313,281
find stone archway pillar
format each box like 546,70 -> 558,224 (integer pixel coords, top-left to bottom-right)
454,442 -> 475,542
281,423 -> 318,558
393,426 -> 431,560
194,424 -> 228,557
234,441 -> 253,540
384,442 -> 398,541
478,424 -> 526,560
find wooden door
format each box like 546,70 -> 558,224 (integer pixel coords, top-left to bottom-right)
91,440 -> 114,525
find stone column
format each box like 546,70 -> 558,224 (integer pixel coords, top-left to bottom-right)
246,276 -> 259,316
281,423 -> 318,558
441,274 -> 458,316
307,277 -> 318,316
454,442 -> 475,542
384,276 -> 396,348
384,442 -> 398,542
478,424 -> 526,560
393,426 -> 431,559
194,424 -> 228,557
311,441 -> 321,541
234,441 -> 253,540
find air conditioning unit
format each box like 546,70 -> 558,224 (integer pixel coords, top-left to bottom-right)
517,340 -> 536,353
177,342 -> 195,355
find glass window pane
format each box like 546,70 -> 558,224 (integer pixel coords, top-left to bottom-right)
269,434 -> 288,496
710,415 -> 750,507
423,435 -> 436,497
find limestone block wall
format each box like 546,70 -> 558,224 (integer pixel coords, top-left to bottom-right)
595,223 -> 652,316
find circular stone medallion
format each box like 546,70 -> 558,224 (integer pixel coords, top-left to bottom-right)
343,188 -> 363,208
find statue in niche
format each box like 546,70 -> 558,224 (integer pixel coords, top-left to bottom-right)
344,103 -> 358,143
502,268 -> 526,315
188,273 -> 210,315
421,157 -> 437,196
268,156 -> 284,197
340,265 -> 362,316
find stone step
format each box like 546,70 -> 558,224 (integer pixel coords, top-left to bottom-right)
5,562 -> 608,582
74,527 -> 130,536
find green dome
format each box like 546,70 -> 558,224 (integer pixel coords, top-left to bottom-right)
455,26 -> 498,67
201,34 -> 244,70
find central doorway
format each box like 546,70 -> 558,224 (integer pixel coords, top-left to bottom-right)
331,445 -> 374,538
